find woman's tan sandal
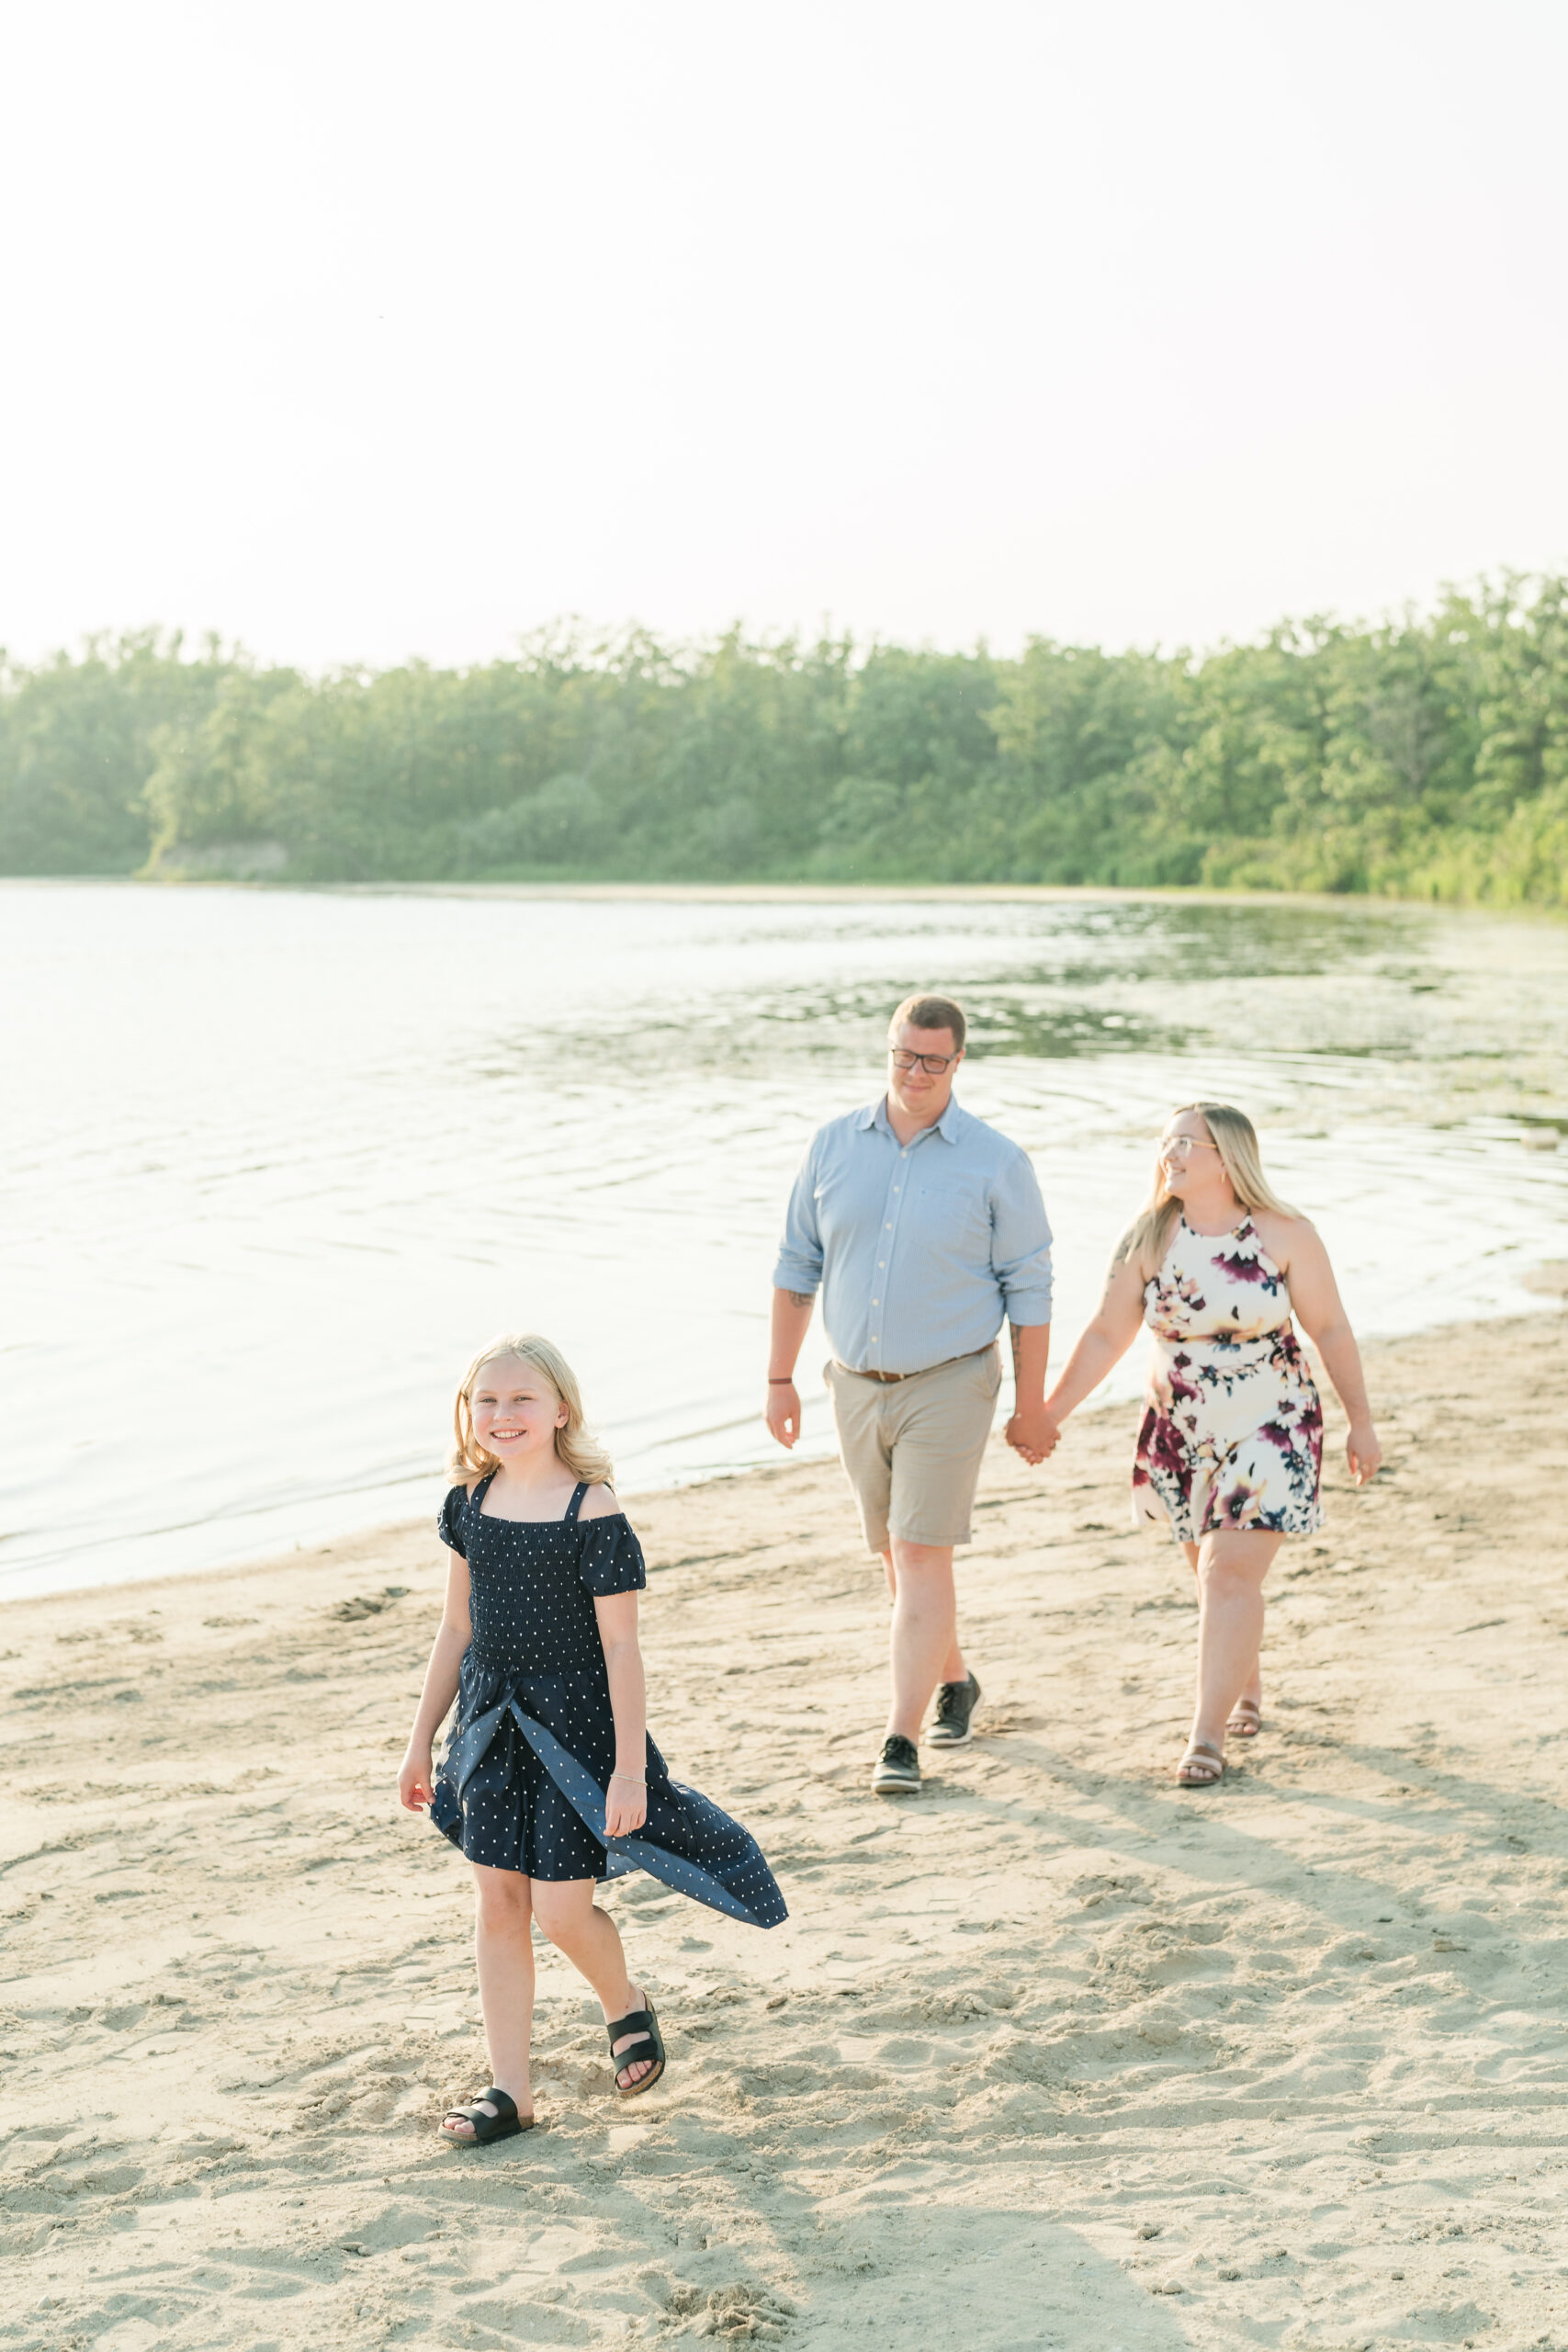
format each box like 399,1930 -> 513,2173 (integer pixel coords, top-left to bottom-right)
606,2003 -> 666,2098
1226,1699 -> 1262,1738
1176,1741 -> 1225,1788
439,2086 -> 534,2144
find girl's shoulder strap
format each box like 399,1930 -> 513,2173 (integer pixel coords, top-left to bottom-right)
564,1481 -> 589,1523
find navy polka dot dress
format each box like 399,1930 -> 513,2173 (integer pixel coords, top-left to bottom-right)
428,1476 -> 785,1928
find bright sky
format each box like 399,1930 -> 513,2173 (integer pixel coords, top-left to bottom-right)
3,1 -> 1565,672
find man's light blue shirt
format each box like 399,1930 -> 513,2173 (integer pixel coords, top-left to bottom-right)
773,1097 -> 1053,1376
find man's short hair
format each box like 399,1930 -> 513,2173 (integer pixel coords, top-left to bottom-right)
889,992 -> 966,1050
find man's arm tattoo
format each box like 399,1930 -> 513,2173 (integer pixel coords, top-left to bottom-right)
1010,1323 -> 1023,1380
786,1290 -> 813,1308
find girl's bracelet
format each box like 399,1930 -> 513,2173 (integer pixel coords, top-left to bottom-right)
767,1375 -> 795,1384
611,1769 -> 646,1784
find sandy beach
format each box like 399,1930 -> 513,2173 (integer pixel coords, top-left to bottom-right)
5,1305 -> 1568,2352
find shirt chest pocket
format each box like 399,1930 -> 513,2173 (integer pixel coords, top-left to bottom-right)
914,1181 -> 992,1248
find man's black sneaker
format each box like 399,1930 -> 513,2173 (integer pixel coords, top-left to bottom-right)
928,1671 -> 981,1747
871,1734 -> 921,1794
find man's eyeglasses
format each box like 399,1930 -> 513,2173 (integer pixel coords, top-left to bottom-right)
1160,1135 -> 1218,1157
889,1046 -> 960,1074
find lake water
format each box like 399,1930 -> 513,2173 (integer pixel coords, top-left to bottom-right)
4,882 -> 1565,1600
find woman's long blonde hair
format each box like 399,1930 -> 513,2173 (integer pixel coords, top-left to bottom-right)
1124,1102 -> 1298,1276
448,1332 -> 615,1488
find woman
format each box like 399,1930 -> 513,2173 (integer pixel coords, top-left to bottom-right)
1038,1103 -> 1381,1786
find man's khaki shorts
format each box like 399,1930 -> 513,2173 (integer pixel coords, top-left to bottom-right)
824,1345 -> 1002,1555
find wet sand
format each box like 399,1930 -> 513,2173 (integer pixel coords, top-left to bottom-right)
4,1308 -> 1568,2352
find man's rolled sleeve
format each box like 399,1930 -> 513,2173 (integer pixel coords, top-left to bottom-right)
772,1144 -> 825,1295
991,1156 -> 1054,1326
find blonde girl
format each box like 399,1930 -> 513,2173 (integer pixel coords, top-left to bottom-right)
1037,1107 -> 1381,1787
399,1334 -> 784,2144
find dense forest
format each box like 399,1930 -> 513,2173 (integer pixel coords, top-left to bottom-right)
2,575 -> 1564,903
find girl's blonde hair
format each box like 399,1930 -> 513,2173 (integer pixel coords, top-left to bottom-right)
1124,1102 -> 1298,1276
448,1333 -> 615,1489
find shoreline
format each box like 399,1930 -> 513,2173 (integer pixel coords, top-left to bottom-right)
6,872 -> 1567,921
6,1305 -> 1568,2346
9,1293 -> 1566,1614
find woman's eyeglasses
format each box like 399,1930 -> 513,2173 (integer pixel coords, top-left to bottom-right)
1160,1135 -> 1218,1157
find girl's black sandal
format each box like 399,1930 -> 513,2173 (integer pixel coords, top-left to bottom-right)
605,2004 -> 666,2098
439,2086 -> 532,2144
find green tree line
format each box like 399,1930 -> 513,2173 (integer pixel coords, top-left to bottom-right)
2,576 -> 1565,901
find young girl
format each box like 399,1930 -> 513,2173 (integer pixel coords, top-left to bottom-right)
399,1333 -> 785,2144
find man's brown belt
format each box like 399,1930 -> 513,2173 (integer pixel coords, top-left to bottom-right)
835,1344 -> 993,1385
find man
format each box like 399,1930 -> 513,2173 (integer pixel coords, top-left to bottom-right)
766,992 -> 1054,1794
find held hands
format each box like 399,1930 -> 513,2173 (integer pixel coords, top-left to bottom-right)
398,1746 -> 434,1812
1005,1402 -> 1062,1467
604,1769 -> 649,1839
1348,1421 -> 1383,1486
765,1380 -> 801,1450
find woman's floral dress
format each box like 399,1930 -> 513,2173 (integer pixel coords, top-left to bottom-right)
1133,1215 -> 1324,1542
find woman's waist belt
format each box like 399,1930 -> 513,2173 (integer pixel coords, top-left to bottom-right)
1149,1318 -> 1297,1355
